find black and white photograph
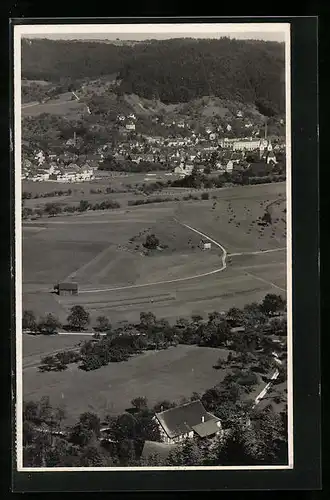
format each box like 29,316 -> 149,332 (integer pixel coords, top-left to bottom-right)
14,22 -> 293,472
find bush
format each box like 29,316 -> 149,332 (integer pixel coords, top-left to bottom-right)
201,192 -> 210,200
37,314 -> 61,335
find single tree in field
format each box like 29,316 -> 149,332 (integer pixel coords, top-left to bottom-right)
95,315 -> 111,332
143,233 -> 159,250
37,314 -> 61,335
131,397 -> 148,411
22,309 -> 38,333
67,305 -> 90,331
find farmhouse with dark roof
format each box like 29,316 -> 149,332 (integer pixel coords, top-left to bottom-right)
154,400 -> 222,444
54,282 -> 78,296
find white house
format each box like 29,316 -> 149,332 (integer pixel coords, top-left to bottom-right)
34,169 -> 50,181
233,139 -> 262,152
34,150 -> 45,166
226,160 -> 234,173
200,240 -> 212,250
266,151 -> 277,164
126,122 -> 136,131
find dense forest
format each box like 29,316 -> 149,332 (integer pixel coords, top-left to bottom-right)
22,37 -> 285,115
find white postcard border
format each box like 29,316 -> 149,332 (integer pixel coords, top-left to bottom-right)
14,21 -> 293,472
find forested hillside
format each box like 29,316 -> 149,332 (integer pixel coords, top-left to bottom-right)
21,39 -> 131,81
22,37 -> 285,115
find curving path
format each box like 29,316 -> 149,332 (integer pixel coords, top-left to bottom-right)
78,219 -> 285,295
79,219 -> 228,294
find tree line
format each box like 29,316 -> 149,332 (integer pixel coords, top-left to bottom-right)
22,198 -> 121,220
22,188 -> 72,200
22,294 -> 287,373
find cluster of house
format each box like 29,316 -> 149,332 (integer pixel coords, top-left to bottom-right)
24,163 -> 95,183
22,148 -> 97,183
22,108 -> 285,183
172,138 -> 279,178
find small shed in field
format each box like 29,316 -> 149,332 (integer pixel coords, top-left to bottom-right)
200,240 -> 212,250
55,282 -> 78,296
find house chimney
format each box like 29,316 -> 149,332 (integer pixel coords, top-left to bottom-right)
160,405 -> 164,412
201,416 -> 205,423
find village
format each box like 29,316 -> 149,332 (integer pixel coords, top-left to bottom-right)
22,108 -> 286,183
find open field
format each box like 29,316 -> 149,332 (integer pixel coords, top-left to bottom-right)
22,91 -> 87,118
22,333 -> 90,370
23,344 -> 230,423
22,182 -> 287,325
22,172 -> 178,209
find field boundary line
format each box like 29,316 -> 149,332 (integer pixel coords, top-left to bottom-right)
228,247 -> 286,257
79,219 -> 228,294
63,243 -> 116,282
244,270 -> 286,293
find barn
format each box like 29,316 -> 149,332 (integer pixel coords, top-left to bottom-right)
55,282 -> 78,296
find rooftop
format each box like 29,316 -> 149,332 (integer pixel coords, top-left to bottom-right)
155,400 -> 220,439
58,282 -> 78,290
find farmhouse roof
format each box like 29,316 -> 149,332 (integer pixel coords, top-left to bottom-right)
191,420 -> 220,438
58,282 -> 78,290
155,400 -> 220,439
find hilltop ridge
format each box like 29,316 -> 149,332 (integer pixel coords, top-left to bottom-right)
22,37 -> 285,116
